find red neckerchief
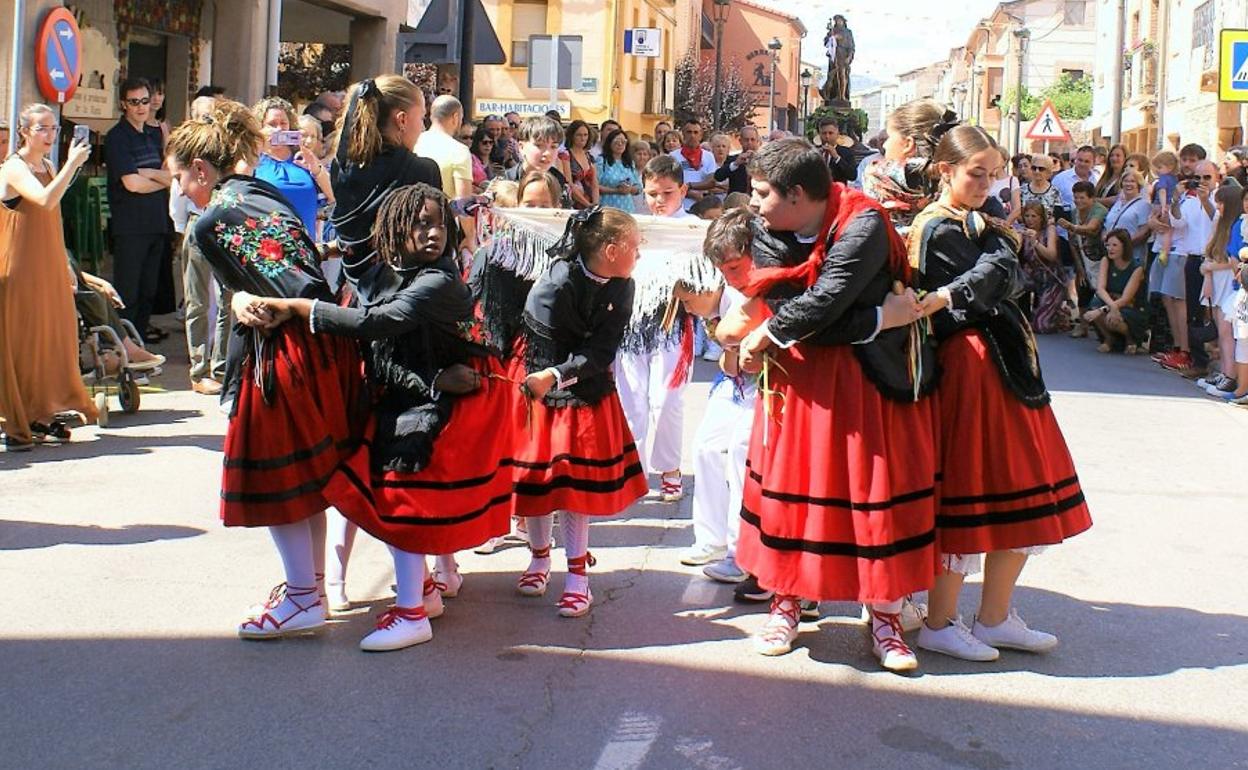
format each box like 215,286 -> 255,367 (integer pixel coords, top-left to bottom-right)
680,145 -> 704,169
743,182 -> 910,298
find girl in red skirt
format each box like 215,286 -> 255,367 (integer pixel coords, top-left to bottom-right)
167,100 -> 367,640
727,139 -> 938,670
911,126 -> 1092,662
241,184 -> 516,651
510,206 -> 648,617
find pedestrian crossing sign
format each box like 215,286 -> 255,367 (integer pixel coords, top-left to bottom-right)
1025,100 -> 1070,142
1219,29 -> 1248,102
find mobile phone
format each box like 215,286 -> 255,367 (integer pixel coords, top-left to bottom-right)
270,129 -> 303,146
72,124 -> 90,145
1184,178 -> 1201,190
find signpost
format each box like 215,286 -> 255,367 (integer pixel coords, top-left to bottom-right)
527,35 -> 582,113
1024,99 -> 1070,152
1218,29 -> 1248,103
624,28 -> 661,58
35,8 -> 81,104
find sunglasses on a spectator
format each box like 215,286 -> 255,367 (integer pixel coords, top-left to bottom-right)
125,97 -> 151,106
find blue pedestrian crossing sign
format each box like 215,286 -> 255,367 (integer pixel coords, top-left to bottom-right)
1219,29 -> 1248,103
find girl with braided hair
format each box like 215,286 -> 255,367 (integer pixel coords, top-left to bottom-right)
239,183 -> 517,651
508,206 -> 649,618
168,99 -> 368,640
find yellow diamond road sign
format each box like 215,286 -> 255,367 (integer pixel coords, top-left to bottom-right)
1219,29 -> 1248,103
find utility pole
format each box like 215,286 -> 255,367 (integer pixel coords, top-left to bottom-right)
1110,0 -> 1125,145
712,0 -> 731,129
458,0 -> 476,110
1012,27 -> 1029,156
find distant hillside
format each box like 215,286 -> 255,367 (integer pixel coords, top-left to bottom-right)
850,74 -> 887,93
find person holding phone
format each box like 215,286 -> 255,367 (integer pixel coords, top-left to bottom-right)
0,104 -> 98,450
250,97 -> 333,236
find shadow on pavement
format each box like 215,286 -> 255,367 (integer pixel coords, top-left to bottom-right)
1,622 -> 1243,769
0,520 -> 207,550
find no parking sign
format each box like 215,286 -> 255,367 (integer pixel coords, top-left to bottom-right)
35,8 -> 81,104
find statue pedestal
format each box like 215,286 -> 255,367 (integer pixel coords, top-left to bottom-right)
824,98 -> 851,110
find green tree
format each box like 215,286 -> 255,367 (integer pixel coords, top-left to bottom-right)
1003,73 -> 1092,122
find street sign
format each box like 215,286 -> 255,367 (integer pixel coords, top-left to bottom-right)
35,8 -> 81,104
624,28 -> 661,58
527,36 -> 582,90
1025,99 -> 1070,142
474,99 -> 571,119
1219,29 -> 1248,102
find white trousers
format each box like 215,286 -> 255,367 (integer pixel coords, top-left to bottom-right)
615,344 -> 688,474
690,379 -> 755,555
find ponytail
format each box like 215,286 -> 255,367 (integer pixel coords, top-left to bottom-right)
335,74 -> 422,167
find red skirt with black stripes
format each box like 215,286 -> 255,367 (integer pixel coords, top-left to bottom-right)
736,345 -> 940,604
220,324 -> 366,527
935,329 -> 1092,554
325,357 -> 515,554
505,353 -> 648,517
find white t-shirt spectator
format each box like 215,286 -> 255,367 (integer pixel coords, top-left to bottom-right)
1165,193 -> 1216,256
670,147 -> 719,212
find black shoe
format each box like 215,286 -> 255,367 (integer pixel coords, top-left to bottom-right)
799,599 -> 820,620
143,326 -> 169,344
734,574 -> 774,603
3,434 -> 34,452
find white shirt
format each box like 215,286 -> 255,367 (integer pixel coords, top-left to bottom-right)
669,148 -> 719,211
1165,192 -> 1216,256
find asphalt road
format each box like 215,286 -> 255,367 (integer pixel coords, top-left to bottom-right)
2,333 -> 1246,769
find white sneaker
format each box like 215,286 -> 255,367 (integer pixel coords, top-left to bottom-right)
753,597 -> 800,656
703,556 -> 749,583
238,584 -> 325,639
858,597 -> 928,632
359,606 -> 432,651
869,610 -> 919,671
917,617 -> 1000,661
474,536 -> 506,555
324,580 -> 351,613
680,543 -> 727,566
422,578 -> 445,619
972,610 -> 1058,653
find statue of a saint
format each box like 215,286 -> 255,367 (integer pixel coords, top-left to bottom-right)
821,15 -> 855,105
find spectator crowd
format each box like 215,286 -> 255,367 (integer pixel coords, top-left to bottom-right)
3,80 -> 1247,454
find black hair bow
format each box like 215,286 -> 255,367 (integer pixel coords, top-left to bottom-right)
547,205 -> 604,261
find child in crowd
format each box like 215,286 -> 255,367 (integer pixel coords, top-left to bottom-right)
509,207 -> 649,617
504,116 -> 572,208
1197,186 -> 1248,399
614,155 -> 701,503
690,195 -> 724,221
1150,151 -> 1179,266
682,208 -> 759,580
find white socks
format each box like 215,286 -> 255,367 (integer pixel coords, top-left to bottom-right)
324,507 -> 358,586
389,545 -> 427,608
434,553 -> 459,577
562,513 -> 591,595
269,519 -> 317,589
526,514 -> 554,571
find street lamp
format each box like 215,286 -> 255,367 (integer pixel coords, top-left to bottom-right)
1012,27 -> 1030,156
767,36 -> 782,132
712,0 -> 731,129
800,68 -> 812,135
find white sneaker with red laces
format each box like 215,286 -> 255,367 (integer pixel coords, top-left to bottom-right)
557,587 -> 594,617
517,548 -> 552,597
359,606 -> 432,652
421,578 -> 445,619
432,570 -> 464,598
870,609 -> 919,671
660,471 -> 683,502
753,596 -> 800,656
238,584 -> 325,639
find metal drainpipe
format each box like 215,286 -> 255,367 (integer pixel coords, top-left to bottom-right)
1155,0 -> 1168,149
8,0 -> 27,155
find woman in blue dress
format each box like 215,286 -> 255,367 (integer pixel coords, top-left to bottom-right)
595,129 -> 641,213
